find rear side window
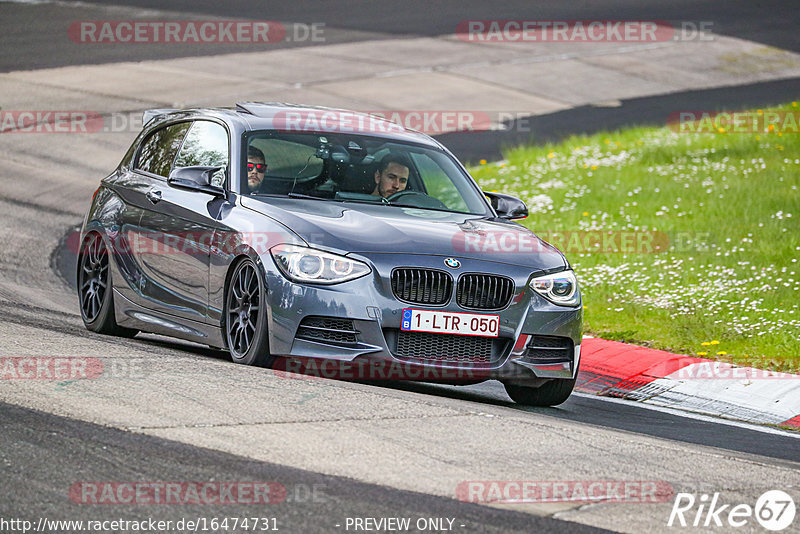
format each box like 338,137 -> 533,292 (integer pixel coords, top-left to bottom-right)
175,121 -> 229,187
135,122 -> 191,177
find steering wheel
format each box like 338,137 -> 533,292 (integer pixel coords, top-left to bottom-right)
386,190 -> 448,210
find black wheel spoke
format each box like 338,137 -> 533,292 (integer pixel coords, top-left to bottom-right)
232,283 -> 243,301
236,327 -> 245,352
237,271 -> 247,299
230,327 -> 239,352
243,267 -> 252,292
89,237 -> 99,265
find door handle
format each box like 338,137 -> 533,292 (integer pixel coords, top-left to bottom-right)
146,190 -> 162,204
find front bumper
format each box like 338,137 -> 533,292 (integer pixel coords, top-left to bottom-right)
262,252 -> 582,383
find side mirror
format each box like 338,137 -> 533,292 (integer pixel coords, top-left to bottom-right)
484,191 -> 528,220
168,166 -> 226,197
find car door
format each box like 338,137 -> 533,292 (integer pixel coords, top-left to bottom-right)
133,119 -> 230,324
113,121 -> 191,308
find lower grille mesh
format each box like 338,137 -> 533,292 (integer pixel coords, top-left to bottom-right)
296,316 -> 359,345
394,331 -> 497,364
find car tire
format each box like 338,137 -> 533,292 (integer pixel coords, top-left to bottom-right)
78,232 -> 138,337
224,258 -> 274,367
504,378 -> 576,407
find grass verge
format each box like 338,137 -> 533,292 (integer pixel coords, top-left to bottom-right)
470,101 -> 800,372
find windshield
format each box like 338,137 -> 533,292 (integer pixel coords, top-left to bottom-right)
242,131 -> 491,215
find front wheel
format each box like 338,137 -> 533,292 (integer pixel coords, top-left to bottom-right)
224,258 -> 273,367
504,378 -> 576,407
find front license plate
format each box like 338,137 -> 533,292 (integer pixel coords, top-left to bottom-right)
401,308 -> 499,337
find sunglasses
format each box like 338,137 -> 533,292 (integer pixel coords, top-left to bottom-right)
247,162 -> 267,172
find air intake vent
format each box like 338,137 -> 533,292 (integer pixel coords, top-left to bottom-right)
391,268 -> 453,305
456,274 -> 514,310
523,336 -> 574,363
296,316 -> 359,345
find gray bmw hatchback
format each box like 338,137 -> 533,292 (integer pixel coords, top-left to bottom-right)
78,103 -> 582,406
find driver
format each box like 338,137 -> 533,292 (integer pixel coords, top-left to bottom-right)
372,153 -> 410,198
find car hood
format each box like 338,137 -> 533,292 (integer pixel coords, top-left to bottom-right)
241,196 -> 567,271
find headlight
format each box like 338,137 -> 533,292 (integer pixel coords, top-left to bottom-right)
271,244 -> 370,284
529,270 -> 580,307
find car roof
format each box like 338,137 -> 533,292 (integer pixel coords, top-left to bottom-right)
145,103 -> 443,148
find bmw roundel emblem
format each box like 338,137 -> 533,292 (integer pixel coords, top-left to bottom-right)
444,258 -> 461,269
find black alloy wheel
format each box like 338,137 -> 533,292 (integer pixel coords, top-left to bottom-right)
78,232 -> 137,337
225,258 -> 273,367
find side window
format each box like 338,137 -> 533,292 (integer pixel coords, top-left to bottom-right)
135,122 -> 191,178
175,121 -> 229,187
119,136 -> 138,169
411,153 -> 468,212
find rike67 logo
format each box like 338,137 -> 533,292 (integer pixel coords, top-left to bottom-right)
668,490 -> 796,531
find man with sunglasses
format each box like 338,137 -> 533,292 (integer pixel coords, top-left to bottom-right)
247,146 -> 267,192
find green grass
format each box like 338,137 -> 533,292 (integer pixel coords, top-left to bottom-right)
469,101 -> 800,372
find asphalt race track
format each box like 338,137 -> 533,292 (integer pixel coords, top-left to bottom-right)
1,402 -> 610,533
3,0 -> 799,72
1,1 -> 799,533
